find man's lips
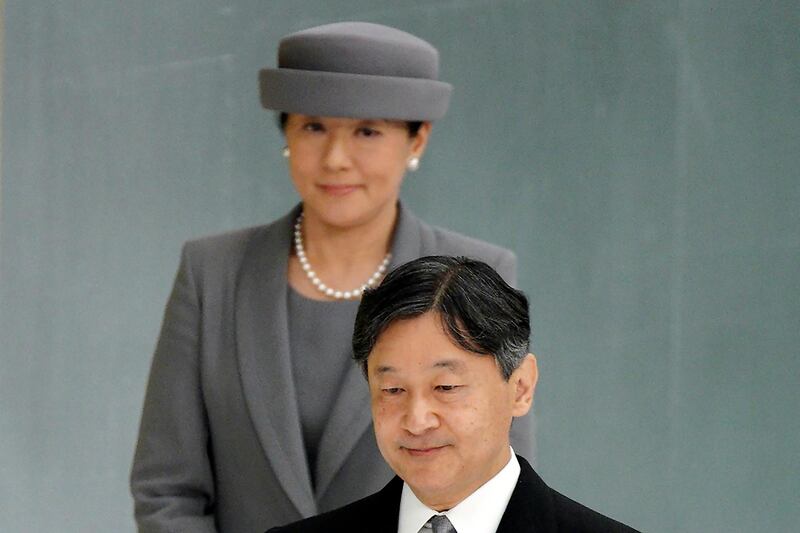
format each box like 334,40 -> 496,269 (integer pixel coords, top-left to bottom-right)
401,445 -> 450,457
317,184 -> 361,196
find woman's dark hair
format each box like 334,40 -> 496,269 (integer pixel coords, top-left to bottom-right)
278,112 -> 423,137
352,256 -> 531,380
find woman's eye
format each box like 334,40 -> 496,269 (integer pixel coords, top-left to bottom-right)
302,122 -> 324,132
357,127 -> 381,138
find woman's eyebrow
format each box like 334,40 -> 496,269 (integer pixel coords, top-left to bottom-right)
358,119 -> 406,129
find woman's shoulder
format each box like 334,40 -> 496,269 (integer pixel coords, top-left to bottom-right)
178,208 -> 297,272
183,223 -> 270,257
417,219 -> 517,284
400,204 -> 515,262
426,222 -> 514,258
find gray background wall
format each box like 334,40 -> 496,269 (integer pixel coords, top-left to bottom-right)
1,1 -> 798,531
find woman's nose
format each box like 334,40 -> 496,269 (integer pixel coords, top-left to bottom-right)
322,134 -> 352,171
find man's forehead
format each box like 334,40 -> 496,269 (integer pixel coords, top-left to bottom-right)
372,357 -> 468,376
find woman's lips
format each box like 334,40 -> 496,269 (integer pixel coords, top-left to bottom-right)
317,184 -> 361,196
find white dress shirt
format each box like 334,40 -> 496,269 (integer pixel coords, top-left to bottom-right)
397,448 -> 521,533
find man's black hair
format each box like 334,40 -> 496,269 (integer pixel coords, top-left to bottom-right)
352,256 -> 531,380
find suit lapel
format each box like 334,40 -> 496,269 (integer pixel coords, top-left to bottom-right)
314,203 -> 425,498
234,205 -> 317,517
361,476 -> 404,532
496,456 -> 557,533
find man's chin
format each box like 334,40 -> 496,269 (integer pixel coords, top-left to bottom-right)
395,464 -> 453,495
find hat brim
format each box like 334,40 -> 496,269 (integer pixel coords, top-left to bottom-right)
259,68 -> 452,121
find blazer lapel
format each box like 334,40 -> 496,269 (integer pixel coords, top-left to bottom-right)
388,203 -> 427,268
313,359 -> 371,497
496,456 -> 557,533
314,203 -> 425,498
234,205 -> 317,517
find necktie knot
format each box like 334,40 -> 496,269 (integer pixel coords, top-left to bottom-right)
427,514 -> 456,533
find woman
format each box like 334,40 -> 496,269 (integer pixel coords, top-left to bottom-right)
131,22 -> 533,532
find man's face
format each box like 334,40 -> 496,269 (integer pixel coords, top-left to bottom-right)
368,312 -> 536,510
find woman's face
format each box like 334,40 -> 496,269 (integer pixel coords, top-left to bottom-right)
283,114 -> 430,229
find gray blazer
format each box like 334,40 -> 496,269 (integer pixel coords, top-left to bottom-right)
131,204 -> 534,532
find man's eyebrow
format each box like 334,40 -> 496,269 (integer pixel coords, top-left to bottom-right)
373,359 -> 466,375
374,365 -> 396,375
432,359 -> 467,372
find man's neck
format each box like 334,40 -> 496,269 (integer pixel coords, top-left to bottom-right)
417,446 -> 512,511
397,449 -> 521,533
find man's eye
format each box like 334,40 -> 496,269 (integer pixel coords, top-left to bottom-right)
302,122 -> 324,132
382,387 -> 403,395
435,385 -> 461,392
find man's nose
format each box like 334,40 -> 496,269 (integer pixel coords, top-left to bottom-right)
402,393 -> 439,435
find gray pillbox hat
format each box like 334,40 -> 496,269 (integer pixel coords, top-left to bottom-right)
259,22 -> 452,121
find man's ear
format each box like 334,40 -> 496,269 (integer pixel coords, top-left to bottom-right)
510,354 -> 538,417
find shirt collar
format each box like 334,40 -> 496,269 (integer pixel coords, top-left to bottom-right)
397,448 -> 521,533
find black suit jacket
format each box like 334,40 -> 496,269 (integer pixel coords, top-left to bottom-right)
266,455 -> 639,532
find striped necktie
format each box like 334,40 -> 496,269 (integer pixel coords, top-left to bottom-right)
426,514 -> 456,533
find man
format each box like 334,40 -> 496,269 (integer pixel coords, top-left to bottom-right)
268,256 -> 638,532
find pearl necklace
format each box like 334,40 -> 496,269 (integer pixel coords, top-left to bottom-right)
293,212 -> 391,300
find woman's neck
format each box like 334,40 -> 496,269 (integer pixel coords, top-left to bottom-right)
288,203 -> 398,299
303,204 -> 396,263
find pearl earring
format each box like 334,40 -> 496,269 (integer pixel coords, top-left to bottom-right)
282,146 -> 290,158
407,157 -> 420,172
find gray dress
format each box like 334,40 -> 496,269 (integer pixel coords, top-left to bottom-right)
287,288 -> 360,488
